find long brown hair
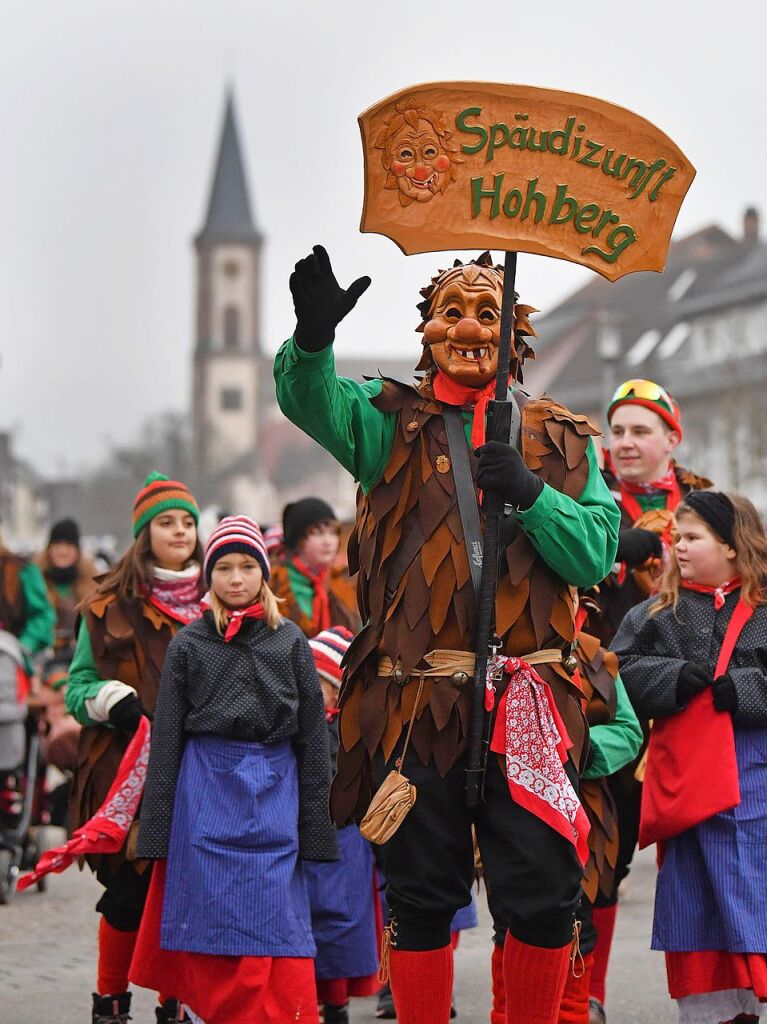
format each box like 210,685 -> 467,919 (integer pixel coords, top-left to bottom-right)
91,525 -> 205,603
650,492 -> 767,616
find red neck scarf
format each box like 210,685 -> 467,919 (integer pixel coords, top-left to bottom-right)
681,577 -> 742,610
292,558 -> 331,633
604,452 -> 682,523
223,601 -> 265,642
432,372 -> 501,449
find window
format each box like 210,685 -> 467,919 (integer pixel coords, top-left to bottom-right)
220,387 -> 242,411
223,306 -> 240,350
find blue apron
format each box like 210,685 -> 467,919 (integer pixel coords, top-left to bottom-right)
652,726 -> 767,952
161,735 -> 315,958
304,824 -> 379,980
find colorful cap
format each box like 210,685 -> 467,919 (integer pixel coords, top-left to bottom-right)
263,524 -> 285,556
607,379 -> 683,438
203,515 -> 271,584
132,471 -> 200,538
308,626 -> 354,687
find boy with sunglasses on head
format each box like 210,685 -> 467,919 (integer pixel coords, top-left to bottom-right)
585,380 -> 711,1024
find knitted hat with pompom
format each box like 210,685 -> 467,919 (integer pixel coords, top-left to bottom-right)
132,471 -> 200,538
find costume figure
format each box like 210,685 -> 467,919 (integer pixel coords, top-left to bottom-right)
65,472 -> 203,1024
275,245 -> 620,1024
270,498 -> 360,637
132,516 -> 337,1024
612,491 -> 767,1024
588,380 -> 711,1021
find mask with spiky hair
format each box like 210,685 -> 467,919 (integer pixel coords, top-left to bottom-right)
415,252 -> 537,388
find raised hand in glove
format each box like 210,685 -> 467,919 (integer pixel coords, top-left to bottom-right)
676,662 -> 714,706
616,527 -> 664,567
474,441 -> 544,511
290,245 -> 371,352
712,673 -> 738,713
108,693 -> 145,734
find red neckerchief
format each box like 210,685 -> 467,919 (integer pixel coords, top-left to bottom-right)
432,372 -> 501,449
292,558 -> 331,633
681,577 -> 742,611
223,601 -> 266,642
609,456 -> 681,524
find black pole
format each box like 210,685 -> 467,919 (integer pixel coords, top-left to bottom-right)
465,250 -> 517,808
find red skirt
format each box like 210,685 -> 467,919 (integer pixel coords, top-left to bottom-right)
666,951 -> 767,1001
130,861 -> 319,1024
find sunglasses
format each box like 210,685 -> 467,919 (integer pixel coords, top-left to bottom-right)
611,379 -> 674,409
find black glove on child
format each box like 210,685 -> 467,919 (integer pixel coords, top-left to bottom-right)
108,693 -> 144,734
676,662 -> 714,706
290,245 -> 371,352
474,441 -> 544,511
712,673 -> 738,713
616,528 -> 664,567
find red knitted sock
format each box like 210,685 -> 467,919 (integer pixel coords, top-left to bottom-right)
503,932 -> 570,1024
589,905 -> 618,1004
97,917 -> 137,995
389,945 -> 453,1024
491,942 -> 506,1024
557,952 -> 594,1024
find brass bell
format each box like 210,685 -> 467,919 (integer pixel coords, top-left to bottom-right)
393,667 -> 407,684
563,654 -> 579,676
452,671 -> 469,686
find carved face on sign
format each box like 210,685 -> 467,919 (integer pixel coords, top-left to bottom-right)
416,254 -> 537,389
375,101 -> 459,207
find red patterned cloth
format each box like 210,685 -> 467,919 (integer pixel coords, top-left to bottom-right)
489,658 -> 590,866
148,565 -> 203,624
17,717 -> 150,891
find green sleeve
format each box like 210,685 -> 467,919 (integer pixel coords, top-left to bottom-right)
516,438 -> 620,588
273,336 -> 397,494
583,672 -> 643,779
18,562 -> 55,654
65,619 -> 108,726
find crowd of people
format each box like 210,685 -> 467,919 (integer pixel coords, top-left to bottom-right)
1,248 -> 766,1024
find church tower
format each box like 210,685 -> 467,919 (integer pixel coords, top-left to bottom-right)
192,91 -> 262,502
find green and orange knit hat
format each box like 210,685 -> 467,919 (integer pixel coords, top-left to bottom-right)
132,471 -> 200,538
607,378 -> 683,439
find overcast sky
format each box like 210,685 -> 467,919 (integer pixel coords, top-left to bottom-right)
2,0 -> 766,475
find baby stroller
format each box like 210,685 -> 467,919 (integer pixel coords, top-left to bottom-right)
0,630 -> 57,903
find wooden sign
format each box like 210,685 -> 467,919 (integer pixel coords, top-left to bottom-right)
359,82 -> 696,281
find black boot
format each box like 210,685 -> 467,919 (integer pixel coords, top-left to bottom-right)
155,998 -> 191,1023
376,983 -> 396,1019
91,992 -> 132,1024
322,1005 -> 350,1024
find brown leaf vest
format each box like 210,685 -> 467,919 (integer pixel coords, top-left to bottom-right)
70,592 -> 181,870
331,380 -> 601,824
576,630 -> 620,903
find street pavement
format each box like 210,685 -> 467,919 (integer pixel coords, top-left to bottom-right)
0,844 -> 672,1024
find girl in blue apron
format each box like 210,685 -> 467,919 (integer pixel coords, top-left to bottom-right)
304,626 -> 381,1024
613,491 -> 767,1024
131,516 -> 338,1024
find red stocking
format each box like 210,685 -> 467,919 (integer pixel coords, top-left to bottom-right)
491,942 -> 506,1024
558,952 -> 595,1024
503,933 -> 570,1024
389,945 -> 454,1024
589,905 -> 618,1004
97,917 -> 138,995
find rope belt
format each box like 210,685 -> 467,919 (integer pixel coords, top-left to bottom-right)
377,647 -> 564,681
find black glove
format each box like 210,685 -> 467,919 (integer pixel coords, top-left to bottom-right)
474,441 -> 544,511
712,673 -> 738,713
108,693 -> 144,734
615,528 -> 663,567
290,245 -> 371,352
676,662 -> 714,705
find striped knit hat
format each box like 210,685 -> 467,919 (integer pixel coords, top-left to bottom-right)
132,471 -> 200,538
203,515 -> 271,584
308,626 -> 354,688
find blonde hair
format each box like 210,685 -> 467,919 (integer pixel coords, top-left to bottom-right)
650,492 -> 767,616
208,583 -> 283,634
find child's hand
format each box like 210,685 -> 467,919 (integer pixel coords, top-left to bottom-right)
676,662 -> 713,705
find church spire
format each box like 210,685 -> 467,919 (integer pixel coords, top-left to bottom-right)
196,89 -> 260,245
